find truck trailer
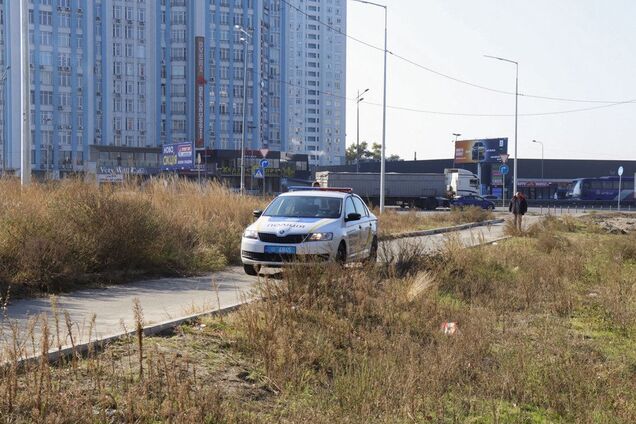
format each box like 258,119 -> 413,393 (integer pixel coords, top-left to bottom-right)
315,169 -> 479,210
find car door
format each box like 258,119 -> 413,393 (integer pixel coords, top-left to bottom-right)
352,196 -> 372,257
344,196 -> 361,259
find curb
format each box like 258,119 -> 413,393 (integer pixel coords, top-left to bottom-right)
379,218 -> 505,241
14,301 -> 246,369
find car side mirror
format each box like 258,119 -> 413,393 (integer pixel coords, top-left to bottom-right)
345,212 -> 361,222
253,210 -> 263,218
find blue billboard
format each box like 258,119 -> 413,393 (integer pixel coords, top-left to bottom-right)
455,138 -> 508,164
162,142 -> 194,170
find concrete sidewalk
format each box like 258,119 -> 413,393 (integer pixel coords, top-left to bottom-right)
0,216 -> 536,356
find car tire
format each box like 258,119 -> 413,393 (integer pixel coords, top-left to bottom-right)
487,204 -> 495,211
336,242 -> 347,265
243,264 -> 259,276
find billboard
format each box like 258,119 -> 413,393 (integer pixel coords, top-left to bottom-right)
194,36 -> 205,148
162,142 -> 194,170
454,138 -> 508,164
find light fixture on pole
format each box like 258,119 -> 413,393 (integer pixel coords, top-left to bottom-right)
532,139 -> 544,180
485,55 -> 518,195
352,0 -> 387,213
235,24 -> 252,195
0,65 -> 10,175
451,133 -> 461,167
355,88 -> 369,173
20,0 -> 31,186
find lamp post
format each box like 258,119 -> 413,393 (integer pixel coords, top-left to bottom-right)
532,139 -> 544,180
20,0 -> 31,186
355,88 -> 369,173
0,66 -> 9,176
235,24 -> 252,195
352,0 -> 387,213
485,55 -> 518,195
452,133 -> 461,167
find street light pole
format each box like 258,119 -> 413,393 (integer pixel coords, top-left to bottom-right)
452,133 -> 461,167
355,88 -> 369,173
485,55 -> 518,195
0,66 -> 9,176
20,0 -> 31,186
352,0 -> 387,212
235,24 -> 252,195
532,139 -> 544,180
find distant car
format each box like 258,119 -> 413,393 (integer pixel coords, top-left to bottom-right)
451,195 -> 496,210
240,188 -> 378,275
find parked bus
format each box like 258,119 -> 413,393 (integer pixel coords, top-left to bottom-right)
566,176 -> 635,204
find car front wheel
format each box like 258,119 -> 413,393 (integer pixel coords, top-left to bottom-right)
336,242 -> 347,265
243,264 -> 259,276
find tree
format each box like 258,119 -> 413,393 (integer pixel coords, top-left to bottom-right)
370,143 -> 382,161
345,141 -> 369,164
346,141 -> 402,163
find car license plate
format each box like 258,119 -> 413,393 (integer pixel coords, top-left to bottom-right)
264,245 -> 296,255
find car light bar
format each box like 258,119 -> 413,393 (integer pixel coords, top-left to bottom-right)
288,186 -> 353,193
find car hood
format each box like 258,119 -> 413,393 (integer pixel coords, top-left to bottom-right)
250,216 -> 338,236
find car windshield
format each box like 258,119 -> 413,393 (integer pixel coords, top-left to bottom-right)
263,196 -> 342,218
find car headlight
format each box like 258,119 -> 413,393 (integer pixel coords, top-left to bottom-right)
243,229 -> 258,239
307,232 -> 333,241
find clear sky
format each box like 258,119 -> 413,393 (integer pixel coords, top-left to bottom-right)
345,0 -> 636,161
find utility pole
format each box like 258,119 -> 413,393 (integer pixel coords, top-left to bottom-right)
355,88 -> 369,173
20,0 -> 31,185
485,55 -> 518,195
452,133 -> 461,167
235,25 -> 251,195
532,139 -> 544,180
0,66 -> 9,176
352,0 -> 387,213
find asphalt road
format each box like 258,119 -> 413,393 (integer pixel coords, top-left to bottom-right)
0,216 -> 540,356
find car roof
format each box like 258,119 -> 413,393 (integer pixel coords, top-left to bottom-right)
279,190 -> 350,199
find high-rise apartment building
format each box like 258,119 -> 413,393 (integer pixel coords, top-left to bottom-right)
283,0 -> 346,167
0,0 -> 344,179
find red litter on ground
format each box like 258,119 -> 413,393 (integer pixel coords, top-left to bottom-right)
440,322 -> 459,335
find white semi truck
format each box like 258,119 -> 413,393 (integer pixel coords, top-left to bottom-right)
315,169 -> 479,210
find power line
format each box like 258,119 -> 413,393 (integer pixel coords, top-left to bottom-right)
280,78 -> 636,117
281,0 -> 635,104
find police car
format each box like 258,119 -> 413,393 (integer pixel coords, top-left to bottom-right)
241,187 -> 378,275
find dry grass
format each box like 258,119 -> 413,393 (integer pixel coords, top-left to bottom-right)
0,178 -> 263,295
0,178 -> 496,296
378,206 -> 494,237
1,216 -> 636,422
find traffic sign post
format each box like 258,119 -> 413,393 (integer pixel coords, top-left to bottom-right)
618,166 -> 624,211
500,164 -> 510,209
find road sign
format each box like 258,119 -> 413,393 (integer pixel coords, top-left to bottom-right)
500,164 -> 510,175
259,149 -> 269,158
253,168 -> 264,179
499,153 -> 510,164
260,159 -> 269,168
618,166 -> 624,176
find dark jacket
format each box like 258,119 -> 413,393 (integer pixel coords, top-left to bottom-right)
509,196 -> 528,215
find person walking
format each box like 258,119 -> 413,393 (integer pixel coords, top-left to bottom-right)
509,191 -> 528,231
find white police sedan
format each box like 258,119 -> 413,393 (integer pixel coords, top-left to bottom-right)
241,187 -> 378,275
